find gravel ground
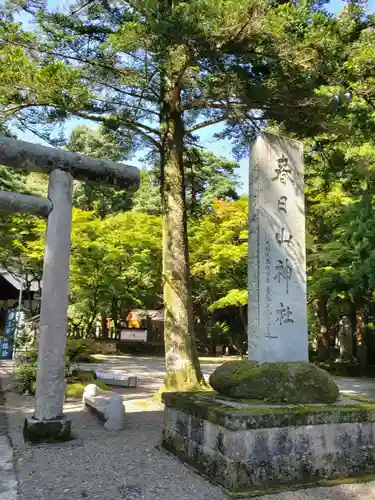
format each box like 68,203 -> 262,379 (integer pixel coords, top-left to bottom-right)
4,393 -> 227,500
2,358 -> 375,500
1,361 -> 228,500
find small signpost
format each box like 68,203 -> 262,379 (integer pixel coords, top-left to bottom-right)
0,137 -> 139,442
120,329 -> 148,343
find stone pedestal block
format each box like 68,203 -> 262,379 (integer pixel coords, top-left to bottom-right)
23,416 -> 72,444
162,392 -> 375,495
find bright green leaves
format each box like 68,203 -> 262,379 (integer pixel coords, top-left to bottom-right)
112,22 -> 147,52
190,197 -> 248,309
209,289 -> 248,312
69,209 -> 162,323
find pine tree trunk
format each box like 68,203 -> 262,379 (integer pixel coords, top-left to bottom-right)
161,97 -> 205,391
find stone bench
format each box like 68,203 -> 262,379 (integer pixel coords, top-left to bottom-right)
83,384 -> 126,431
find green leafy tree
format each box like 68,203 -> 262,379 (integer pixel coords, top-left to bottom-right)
132,168 -> 163,215
66,125 -> 134,216
0,213 -> 45,313
0,132 -> 45,301
190,198 -> 248,351
265,3 -> 375,366
305,171 -> 354,360
133,149 -> 240,217
1,0 -> 362,389
184,149 -> 240,218
69,208 -> 162,335
0,20 -> 91,294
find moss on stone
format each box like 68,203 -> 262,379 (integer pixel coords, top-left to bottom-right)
345,395 -> 375,404
66,370 -> 109,398
23,416 -> 72,443
229,474 -> 375,498
162,391 -> 375,430
163,361 -> 210,393
66,380 -> 109,399
209,361 -> 339,404
70,369 -> 97,382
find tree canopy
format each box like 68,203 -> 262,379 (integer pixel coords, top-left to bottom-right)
1,0 -> 375,379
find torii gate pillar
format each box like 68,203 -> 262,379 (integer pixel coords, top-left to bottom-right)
0,137 -> 139,442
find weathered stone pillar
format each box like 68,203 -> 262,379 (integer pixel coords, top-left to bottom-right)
24,169 -> 73,442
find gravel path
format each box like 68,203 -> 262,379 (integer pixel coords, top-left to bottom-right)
5,394 -> 228,500
0,366 -> 18,500
2,358 -> 375,500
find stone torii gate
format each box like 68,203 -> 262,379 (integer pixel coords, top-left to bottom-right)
0,137 -> 139,442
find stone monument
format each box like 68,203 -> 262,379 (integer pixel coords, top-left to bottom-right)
248,132 -> 308,363
0,137 -> 139,442
161,132 -> 375,495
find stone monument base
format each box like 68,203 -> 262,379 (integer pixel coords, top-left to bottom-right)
23,416 -> 72,443
162,392 -> 375,495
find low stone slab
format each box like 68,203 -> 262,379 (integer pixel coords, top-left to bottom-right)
162,392 -> 375,495
95,372 -> 137,388
83,384 -> 126,431
76,368 -> 137,388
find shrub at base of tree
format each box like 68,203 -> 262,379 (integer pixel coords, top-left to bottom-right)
14,365 -> 110,398
13,339 -> 110,396
66,339 -> 104,363
14,363 -> 37,395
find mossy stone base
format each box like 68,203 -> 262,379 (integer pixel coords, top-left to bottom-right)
23,416 -> 72,443
209,361 -> 339,404
162,392 -> 375,494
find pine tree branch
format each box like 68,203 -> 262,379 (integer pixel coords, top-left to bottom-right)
97,80 -> 159,104
184,101 -> 226,111
72,111 -> 161,149
4,103 -> 52,118
244,112 -> 263,130
91,97 -> 159,116
0,36 -> 135,76
12,104 -> 161,149
184,100 -> 247,111
187,115 -> 228,133
71,0 -> 97,15
17,118 -> 58,147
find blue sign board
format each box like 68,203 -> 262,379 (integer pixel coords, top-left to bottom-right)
0,309 -> 20,359
0,338 -> 13,359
